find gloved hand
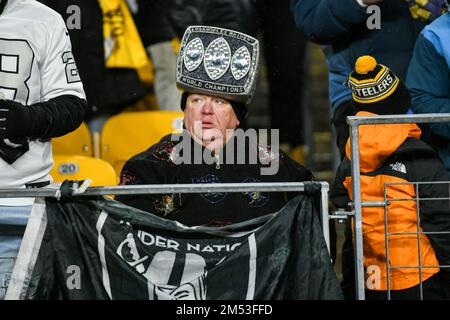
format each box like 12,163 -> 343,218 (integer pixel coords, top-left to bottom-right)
405,0 -> 448,22
0,99 -> 32,138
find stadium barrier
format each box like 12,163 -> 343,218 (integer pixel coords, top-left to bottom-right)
0,181 -> 331,299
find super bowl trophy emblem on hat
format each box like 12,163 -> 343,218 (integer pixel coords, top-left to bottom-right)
176,25 -> 260,105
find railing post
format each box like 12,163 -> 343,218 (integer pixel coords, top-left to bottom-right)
319,182 -> 331,256
348,119 -> 366,300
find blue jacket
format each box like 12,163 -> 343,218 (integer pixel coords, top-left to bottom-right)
291,0 -> 425,112
406,13 -> 450,175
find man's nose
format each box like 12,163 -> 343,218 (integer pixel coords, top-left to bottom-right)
202,99 -> 213,114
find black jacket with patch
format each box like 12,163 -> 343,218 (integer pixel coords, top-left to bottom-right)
117,133 -> 314,227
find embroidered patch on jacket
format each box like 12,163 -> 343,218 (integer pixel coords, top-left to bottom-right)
192,174 -> 227,204
153,193 -> 181,216
119,170 -> 139,185
389,162 -> 407,174
152,141 -> 178,164
242,178 -> 269,207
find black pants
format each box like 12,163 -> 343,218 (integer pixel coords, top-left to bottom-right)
331,101 -> 355,160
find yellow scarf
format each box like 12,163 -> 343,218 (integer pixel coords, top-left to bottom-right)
98,0 -> 149,69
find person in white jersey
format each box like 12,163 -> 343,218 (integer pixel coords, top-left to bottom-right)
0,0 -> 86,298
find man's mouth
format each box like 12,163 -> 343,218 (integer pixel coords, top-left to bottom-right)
201,121 -> 215,129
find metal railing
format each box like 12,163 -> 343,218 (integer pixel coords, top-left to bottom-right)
0,181 -> 331,254
383,181 -> 450,300
347,113 -> 450,300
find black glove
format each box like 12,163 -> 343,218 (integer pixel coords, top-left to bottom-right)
1,95 -> 86,140
0,99 -> 32,138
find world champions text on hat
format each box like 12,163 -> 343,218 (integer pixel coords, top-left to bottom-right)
176,25 -> 260,105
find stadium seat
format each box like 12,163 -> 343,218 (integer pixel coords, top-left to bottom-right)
51,155 -> 117,186
101,111 -> 184,175
52,122 -> 92,157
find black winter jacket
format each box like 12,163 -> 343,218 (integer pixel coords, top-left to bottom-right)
117,133 -> 314,226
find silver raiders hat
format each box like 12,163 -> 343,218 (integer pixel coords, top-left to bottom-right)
176,25 -> 260,105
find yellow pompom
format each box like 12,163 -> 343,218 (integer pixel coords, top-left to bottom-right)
355,56 -> 378,75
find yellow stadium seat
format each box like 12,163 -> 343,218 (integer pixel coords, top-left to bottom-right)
101,111 -> 184,175
51,155 -> 117,186
52,122 -> 92,157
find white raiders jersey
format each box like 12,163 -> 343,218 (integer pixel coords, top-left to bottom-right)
0,0 -> 86,205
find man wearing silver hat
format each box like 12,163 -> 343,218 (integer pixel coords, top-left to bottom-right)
117,26 -> 314,227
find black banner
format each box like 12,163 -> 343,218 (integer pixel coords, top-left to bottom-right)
7,195 -> 343,300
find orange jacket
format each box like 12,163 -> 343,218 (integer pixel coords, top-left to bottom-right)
332,111 -> 450,291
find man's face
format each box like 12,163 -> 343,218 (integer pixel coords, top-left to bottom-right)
183,93 -> 240,148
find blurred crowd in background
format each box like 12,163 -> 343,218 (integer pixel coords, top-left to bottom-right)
38,0 -> 450,181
